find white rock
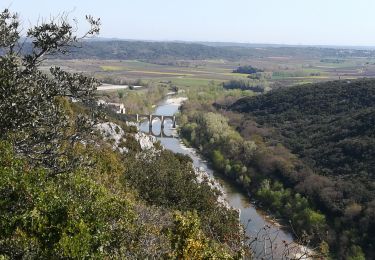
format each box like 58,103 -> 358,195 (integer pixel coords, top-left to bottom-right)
126,121 -> 139,129
193,167 -> 231,209
94,122 -> 127,154
134,132 -> 157,150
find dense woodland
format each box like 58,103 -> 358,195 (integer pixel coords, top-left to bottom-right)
228,79 -> 375,258
230,79 -> 375,180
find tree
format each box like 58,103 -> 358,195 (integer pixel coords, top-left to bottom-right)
0,9 -> 101,174
347,245 -> 366,260
168,211 -> 234,259
232,65 -> 263,74
242,140 -> 257,161
212,150 -> 225,170
0,141 -> 139,259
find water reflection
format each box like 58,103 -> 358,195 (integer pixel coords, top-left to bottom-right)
139,119 -> 176,138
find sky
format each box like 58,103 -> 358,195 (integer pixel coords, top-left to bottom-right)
2,0 -> 375,46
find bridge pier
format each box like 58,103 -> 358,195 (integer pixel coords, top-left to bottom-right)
149,115 -> 152,128
161,116 -> 164,129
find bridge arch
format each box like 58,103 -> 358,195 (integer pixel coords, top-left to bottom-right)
148,124 -> 174,138
162,115 -> 176,128
122,113 -> 176,134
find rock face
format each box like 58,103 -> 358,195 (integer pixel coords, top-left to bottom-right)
95,121 -> 158,153
125,121 -> 139,128
134,132 -> 157,151
194,167 -> 231,209
94,122 -> 128,154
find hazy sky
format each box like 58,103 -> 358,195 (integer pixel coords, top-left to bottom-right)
2,0 -> 375,46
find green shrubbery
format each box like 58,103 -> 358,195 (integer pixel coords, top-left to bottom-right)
0,141 -> 137,258
0,137 -> 243,258
168,211 -> 237,259
123,150 -> 241,245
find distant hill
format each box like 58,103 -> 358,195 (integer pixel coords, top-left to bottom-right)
16,40 -> 375,61
230,79 -> 375,180
49,41 -> 255,60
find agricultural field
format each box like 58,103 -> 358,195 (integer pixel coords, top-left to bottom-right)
44,54 -> 375,91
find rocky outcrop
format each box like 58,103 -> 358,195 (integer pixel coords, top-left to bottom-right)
194,167 -> 231,209
94,121 -> 159,154
134,132 -> 157,151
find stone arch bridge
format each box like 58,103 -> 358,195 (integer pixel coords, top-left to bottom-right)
103,103 -> 177,136
124,114 -> 177,129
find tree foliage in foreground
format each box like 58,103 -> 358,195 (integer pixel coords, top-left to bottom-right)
0,9 -> 100,173
0,141 -> 139,258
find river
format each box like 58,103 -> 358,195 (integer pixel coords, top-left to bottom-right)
139,97 -> 309,259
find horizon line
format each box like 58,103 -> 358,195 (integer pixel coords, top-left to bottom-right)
88,37 -> 375,50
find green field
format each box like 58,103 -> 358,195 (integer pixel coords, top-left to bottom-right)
158,77 -> 223,88
100,65 -> 127,71
45,52 -> 375,92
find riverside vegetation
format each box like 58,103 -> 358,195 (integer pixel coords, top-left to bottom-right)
0,9 -> 247,259
179,79 -> 374,259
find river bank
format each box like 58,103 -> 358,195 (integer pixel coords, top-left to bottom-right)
139,96 -> 315,259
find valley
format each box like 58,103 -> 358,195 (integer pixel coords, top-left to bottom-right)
72,41 -> 375,259
2,2 -> 375,259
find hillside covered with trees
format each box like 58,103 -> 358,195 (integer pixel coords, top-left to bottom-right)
179,105 -> 329,258
229,79 -> 375,258
230,79 -> 375,181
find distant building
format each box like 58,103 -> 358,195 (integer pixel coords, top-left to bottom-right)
107,103 -> 126,114
97,100 -> 126,114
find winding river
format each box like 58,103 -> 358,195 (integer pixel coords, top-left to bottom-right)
139,98 -> 308,259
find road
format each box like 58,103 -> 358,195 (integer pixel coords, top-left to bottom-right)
97,84 -> 143,91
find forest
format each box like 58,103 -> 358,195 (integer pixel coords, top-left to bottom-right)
230,79 -> 375,183
228,79 -> 375,258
